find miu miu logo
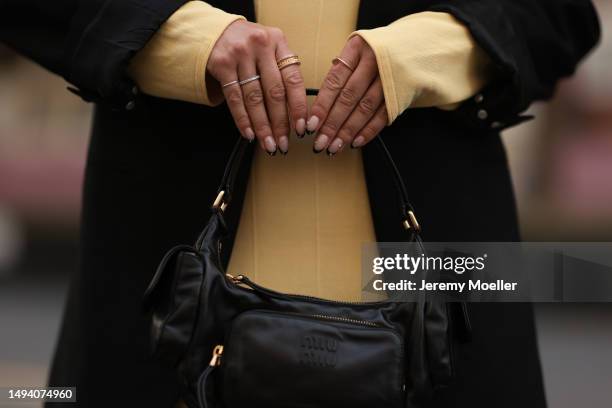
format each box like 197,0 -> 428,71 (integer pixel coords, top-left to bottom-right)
299,335 -> 339,368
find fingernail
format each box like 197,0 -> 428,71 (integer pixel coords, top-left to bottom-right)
351,136 -> 365,148
296,118 -> 306,136
264,136 -> 277,155
306,116 -> 319,132
313,134 -> 329,152
327,138 -> 343,155
245,127 -> 255,141
278,136 -> 289,155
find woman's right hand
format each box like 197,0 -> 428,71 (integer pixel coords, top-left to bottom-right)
207,20 -> 307,155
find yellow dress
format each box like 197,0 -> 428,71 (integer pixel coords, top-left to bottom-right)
128,0 -> 490,301
224,0 -> 373,301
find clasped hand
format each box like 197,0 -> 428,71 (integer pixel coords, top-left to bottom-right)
207,21 -> 386,156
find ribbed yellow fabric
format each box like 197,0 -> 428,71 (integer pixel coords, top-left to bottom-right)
225,0 -> 376,301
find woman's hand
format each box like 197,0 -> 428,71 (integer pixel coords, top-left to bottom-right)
308,35 -> 387,155
207,20 -> 307,155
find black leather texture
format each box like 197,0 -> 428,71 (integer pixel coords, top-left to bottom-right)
143,92 -> 458,407
222,310 -> 404,408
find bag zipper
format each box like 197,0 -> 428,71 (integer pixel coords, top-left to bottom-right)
306,313 -> 379,327
198,345 -> 224,408
209,344 -> 224,367
226,273 -> 389,306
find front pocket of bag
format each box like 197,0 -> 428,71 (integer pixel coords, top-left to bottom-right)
220,310 -> 404,408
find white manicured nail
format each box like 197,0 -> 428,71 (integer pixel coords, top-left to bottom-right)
306,116 -> 319,132
314,134 -> 329,152
278,136 -> 289,154
264,136 -> 277,153
327,138 -> 344,154
296,118 -> 306,136
352,136 -> 365,148
245,127 -> 255,141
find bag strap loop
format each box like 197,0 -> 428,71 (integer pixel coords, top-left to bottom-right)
211,88 -> 421,235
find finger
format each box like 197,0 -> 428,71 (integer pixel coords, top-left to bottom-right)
314,58 -> 378,154
307,43 -> 359,134
258,49 -> 290,154
353,104 -> 388,148
239,63 -> 277,155
327,77 -> 384,155
276,44 -> 307,137
219,72 -> 255,142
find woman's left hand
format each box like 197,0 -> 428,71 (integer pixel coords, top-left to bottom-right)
308,35 -> 387,155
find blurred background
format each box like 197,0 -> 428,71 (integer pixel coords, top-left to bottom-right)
0,2 -> 611,407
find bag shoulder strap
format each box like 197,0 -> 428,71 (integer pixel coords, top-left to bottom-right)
210,88 -> 422,236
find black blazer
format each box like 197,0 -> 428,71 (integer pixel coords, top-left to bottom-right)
0,2 -> 600,408
0,0 -> 600,127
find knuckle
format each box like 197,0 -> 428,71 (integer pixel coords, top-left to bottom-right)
274,122 -> 290,136
208,52 -> 232,71
290,101 -> 307,117
323,71 -> 344,91
357,97 -> 376,115
226,88 -> 243,105
248,28 -> 270,45
363,124 -> 381,137
236,115 -> 251,129
337,128 -> 354,142
338,87 -> 357,107
284,69 -> 304,87
229,41 -> 248,56
268,83 -> 286,103
245,89 -> 264,106
254,123 -> 272,136
348,35 -> 365,50
267,26 -> 284,40
322,121 -> 340,134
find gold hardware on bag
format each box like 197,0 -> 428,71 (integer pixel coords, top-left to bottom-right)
209,345 -> 224,367
212,191 -> 228,212
402,210 -> 421,233
225,273 -> 245,284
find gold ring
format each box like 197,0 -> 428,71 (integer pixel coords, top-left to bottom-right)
238,75 -> 261,86
221,80 -> 239,88
332,57 -> 354,71
277,55 -> 301,70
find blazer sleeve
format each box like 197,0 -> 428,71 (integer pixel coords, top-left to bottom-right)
428,0 -> 601,131
0,0 -> 189,109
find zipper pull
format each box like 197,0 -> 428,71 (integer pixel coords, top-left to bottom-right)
209,345 -> 224,367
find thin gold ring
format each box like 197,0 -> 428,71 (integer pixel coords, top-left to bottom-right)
332,57 -> 354,71
276,55 -> 301,70
238,75 -> 261,86
221,80 -> 239,88
277,56 -> 301,70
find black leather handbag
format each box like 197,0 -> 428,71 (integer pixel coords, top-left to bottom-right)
143,91 -> 466,408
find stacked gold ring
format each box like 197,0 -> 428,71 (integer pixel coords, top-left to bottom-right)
277,55 -> 301,70
332,57 -> 354,72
